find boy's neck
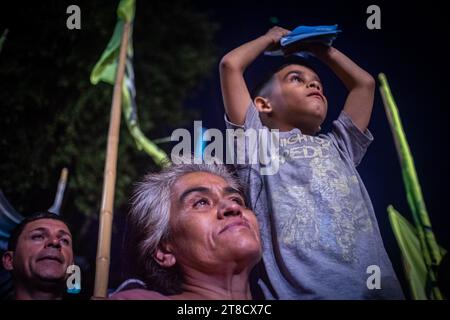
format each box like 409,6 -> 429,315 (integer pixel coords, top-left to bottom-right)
264,117 -> 319,135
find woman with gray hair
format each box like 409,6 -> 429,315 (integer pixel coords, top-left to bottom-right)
110,162 -> 262,299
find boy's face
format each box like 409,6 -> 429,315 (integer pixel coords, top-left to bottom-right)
268,64 -> 328,134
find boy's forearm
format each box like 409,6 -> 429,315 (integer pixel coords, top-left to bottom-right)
220,35 -> 273,72
219,34 -> 278,125
315,46 -> 375,132
315,46 -> 375,89
219,26 -> 289,125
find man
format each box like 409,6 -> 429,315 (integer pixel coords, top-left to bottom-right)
2,212 -> 74,300
110,162 -> 262,299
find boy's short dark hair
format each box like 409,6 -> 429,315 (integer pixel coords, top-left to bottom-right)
251,57 -> 319,99
7,211 -> 69,251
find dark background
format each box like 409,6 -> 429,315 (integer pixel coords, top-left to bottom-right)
1,0 -> 449,299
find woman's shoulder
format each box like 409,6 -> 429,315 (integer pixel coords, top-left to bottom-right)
108,278 -> 170,300
109,288 -> 170,300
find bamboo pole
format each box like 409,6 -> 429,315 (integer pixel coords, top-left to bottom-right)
93,21 -> 130,298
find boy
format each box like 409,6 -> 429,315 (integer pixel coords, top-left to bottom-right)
219,26 -> 404,299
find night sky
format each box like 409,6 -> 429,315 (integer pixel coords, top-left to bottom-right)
2,0 -> 450,298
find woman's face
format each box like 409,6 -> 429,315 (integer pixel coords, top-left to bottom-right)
166,172 -> 261,274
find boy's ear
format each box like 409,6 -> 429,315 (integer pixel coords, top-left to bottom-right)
2,251 -> 14,271
153,243 -> 176,268
254,96 -> 273,115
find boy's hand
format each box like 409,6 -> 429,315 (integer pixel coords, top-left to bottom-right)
264,26 -> 291,51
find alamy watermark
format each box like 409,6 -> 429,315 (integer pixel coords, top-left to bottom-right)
366,5 -> 381,30
171,121 -> 281,175
66,264 -> 81,294
66,5 -> 81,30
366,265 -> 381,290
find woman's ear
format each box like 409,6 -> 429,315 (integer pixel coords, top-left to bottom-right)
153,244 -> 176,268
254,96 -> 273,115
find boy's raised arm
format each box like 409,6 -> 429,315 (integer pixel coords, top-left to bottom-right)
220,27 -> 290,125
312,46 -> 376,132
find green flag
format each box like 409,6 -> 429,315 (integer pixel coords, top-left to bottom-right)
388,205 -> 429,299
379,73 -> 444,299
90,0 -> 169,167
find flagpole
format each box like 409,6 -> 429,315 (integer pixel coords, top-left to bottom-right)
93,21 -> 131,298
48,167 -> 69,215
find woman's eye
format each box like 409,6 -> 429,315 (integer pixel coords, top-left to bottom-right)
61,238 -> 70,246
194,199 -> 209,208
292,75 -> 302,82
231,197 -> 244,205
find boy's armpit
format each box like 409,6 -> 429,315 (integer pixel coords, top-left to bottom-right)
330,111 -> 374,166
339,110 -> 373,146
224,113 -> 244,130
224,102 -> 263,131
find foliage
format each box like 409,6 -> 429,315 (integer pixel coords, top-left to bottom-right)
0,0 -> 218,241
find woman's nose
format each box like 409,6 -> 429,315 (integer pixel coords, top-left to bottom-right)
217,200 -> 243,219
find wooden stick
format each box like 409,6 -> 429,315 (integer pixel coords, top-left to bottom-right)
93,21 -> 130,298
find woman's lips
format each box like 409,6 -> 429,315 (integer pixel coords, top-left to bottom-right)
219,220 -> 250,234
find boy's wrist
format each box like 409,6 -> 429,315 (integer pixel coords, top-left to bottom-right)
260,34 -> 282,53
310,45 -> 333,59
323,45 -> 335,56
260,34 -> 277,46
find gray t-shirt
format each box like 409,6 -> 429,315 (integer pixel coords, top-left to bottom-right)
225,103 -> 404,299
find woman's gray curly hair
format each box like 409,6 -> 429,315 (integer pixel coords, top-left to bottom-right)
126,162 -> 242,295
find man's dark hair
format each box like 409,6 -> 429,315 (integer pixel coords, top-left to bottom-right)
251,57 -> 319,99
7,211 -> 69,251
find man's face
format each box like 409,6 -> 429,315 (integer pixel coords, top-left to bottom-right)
167,172 -> 261,273
270,64 -> 328,133
4,219 -> 74,284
